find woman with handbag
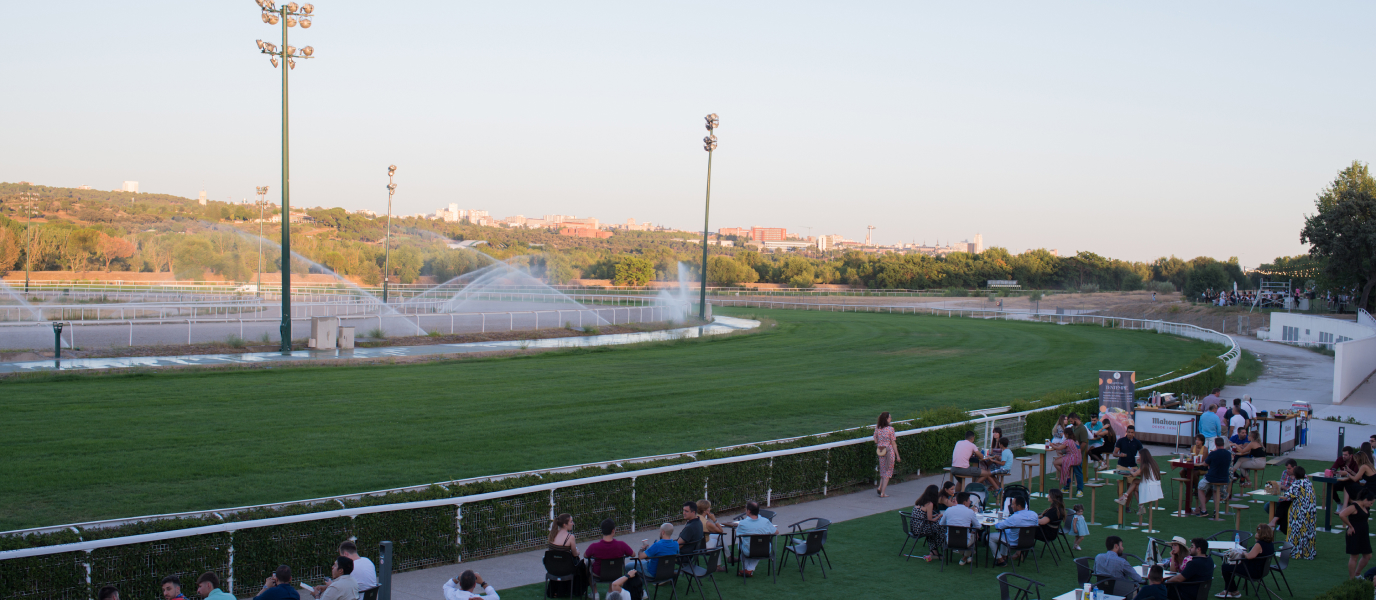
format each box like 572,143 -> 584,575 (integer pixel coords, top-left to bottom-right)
874,412 -> 900,498
1218,524 -> 1275,598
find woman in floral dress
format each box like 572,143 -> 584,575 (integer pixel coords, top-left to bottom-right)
1280,465 -> 1319,560
911,484 -> 945,561
875,411 -> 900,498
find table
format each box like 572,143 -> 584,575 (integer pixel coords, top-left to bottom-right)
1133,407 -> 1200,447
1025,444 -> 1050,498
720,521 -> 739,564
1169,459 -> 1204,515
1246,490 -> 1282,524
1098,470 -> 1137,530
1310,473 -> 1343,533
1053,592 -> 1124,600
1207,541 -> 1244,552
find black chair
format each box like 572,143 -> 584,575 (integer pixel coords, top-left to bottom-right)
587,557 -> 626,600
543,550 -> 579,598
778,528 -> 827,581
1268,541 -> 1293,596
1167,576 -> 1215,600
1035,521 -> 1074,566
898,511 -> 925,560
735,533 -> 777,584
997,571 -> 1046,600
679,546 -> 724,600
361,589 -> 379,600
995,526 -> 1040,573
1073,557 -> 1093,586
941,525 -> 978,573
1232,554 -> 1281,600
788,518 -> 833,570
641,555 -> 681,600
1094,574 -> 1136,599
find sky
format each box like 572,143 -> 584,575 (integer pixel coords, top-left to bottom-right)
3,1 -> 1373,267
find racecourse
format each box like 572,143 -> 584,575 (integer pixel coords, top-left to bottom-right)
0,307 -> 1216,530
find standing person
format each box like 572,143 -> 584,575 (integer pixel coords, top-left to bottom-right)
1228,407 -> 1246,436
1062,504 -> 1090,551
309,557 -> 356,600
1279,465 -> 1318,560
734,501 -> 777,576
1112,425 -> 1145,470
337,542 -> 377,596
874,412 -> 900,498
1339,452 -> 1376,508
252,566 -> 299,600
1341,490 -> 1374,579
1199,408 -> 1223,441
911,485 -> 945,561
548,513 -> 580,557
1268,459 -> 1298,531
1053,434 -> 1082,496
195,573 -> 235,600
950,430 -> 986,493
1219,524 -> 1275,598
442,570 -> 498,600
162,576 -> 188,600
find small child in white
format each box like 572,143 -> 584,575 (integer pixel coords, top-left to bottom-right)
1061,504 -> 1090,551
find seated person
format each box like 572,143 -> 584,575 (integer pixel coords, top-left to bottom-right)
1094,535 -> 1144,596
1137,565 -> 1168,600
637,524 -> 679,579
936,482 -> 957,513
950,430 -> 988,491
1167,539 -> 1215,600
677,502 -> 704,553
442,570 -> 497,600
733,501 -> 777,577
1194,437 -> 1233,515
939,492 -> 981,565
1087,418 -> 1117,468
984,438 -> 1014,488
603,570 -> 642,600
1220,524 -> 1275,598
585,518 -> 634,578
989,496 -> 1039,567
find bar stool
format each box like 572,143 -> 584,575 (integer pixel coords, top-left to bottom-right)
1209,482 -> 1230,522
1172,478 -> 1192,517
1229,504 -> 1250,531
1244,468 -> 1265,500
1138,500 -> 1160,533
1084,482 -> 1105,525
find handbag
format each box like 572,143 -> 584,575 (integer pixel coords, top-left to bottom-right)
877,446 -> 889,457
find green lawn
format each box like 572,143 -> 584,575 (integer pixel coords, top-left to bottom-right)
494,460 -> 1358,600
0,308 -> 1215,530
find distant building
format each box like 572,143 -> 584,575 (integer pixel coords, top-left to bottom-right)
559,226 -> 612,239
77,185 -> 92,190
198,190 -> 207,206
718,227 -> 749,237
543,214 -> 573,224
972,233 -> 984,254
816,236 -> 830,251
762,240 -> 813,251
353,209 -> 377,217
122,181 -> 139,193
562,217 -> 600,229
750,227 -> 786,242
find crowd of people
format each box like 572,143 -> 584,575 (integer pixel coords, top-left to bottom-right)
94,542 -> 381,600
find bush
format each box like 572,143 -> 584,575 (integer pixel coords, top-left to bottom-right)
366,328 -> 386,339
942,287 -> 969,297
225,334 -> 247,348
1313,579 -> 1372,600
1148,280 -> 1174,294
907,405 -> 971,426
1078,283 -> 1100,293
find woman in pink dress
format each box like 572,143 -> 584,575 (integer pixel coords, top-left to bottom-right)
875,411 -> 900,498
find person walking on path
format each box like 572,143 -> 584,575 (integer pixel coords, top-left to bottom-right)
875,411 -> 900,498
1280,465 -> 1319,560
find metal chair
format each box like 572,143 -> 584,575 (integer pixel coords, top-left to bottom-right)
587,557 -> 626,600
543,549 -> 579,598
941,525 -> 978,573
788,518 -> 833,570
897,511 -> 925,560
997,571 -> 1046,600
1094,574 -> 1136,599
642,555 -> 681,600
1166,576 -> 1215,600
1268,541 -> 1293,596
778,528 -> 827,581
995,526 -> 1040,573
735,533 -> 777,584
1073,557 -> 1093,586
361,589 -> 378,600
679,546 -> 724,600
1035,519 -> 1075,565
1233,554 -> 1281,600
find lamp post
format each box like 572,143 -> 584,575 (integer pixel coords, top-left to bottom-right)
698,113 -> 719,320
382,165 -> 397,305
254,185 -> 270,298
21,188 -> 37,293
253,0 -> 316,352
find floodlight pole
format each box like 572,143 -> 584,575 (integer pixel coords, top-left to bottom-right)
383,167 -> 396,305
255,186 -> 269,299
699,113 -> 719,320
23,187 -> 35,293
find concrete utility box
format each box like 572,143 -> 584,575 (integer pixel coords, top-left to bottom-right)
338,327 -> 355,349
310,317 -> 339,349
705,302 -> 713,321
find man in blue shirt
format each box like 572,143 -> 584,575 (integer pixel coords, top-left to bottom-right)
1094,535 -> 1143,596
1199,409 -> 1222,440
637,523 -> 679,579
733,501 -> 777,576
252,566 -> 299,600
940,492 -> 981,565
990,496 -> 1039,567
1195,437 -> 1233,516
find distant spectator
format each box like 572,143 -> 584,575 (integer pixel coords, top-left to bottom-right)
637,523 -> 678,578
874,411 -> 900,498
548,513 -> 579,557
1201,388 -> 1222,410
1166,538 -> 1215,600
1112,425 -> 1144,471
1062,413 -> 1091,496
1231,398 -> 1251,421
442,570 -> 498,600
678,502 -> 703,552
1194,437 -> 1232,515
252,566 -> 299,600
309,557 -> 356,600
195,572 -> 235,600
989,495 -> 1038,567
338,541 -> 377,595
1239,396 -> 1258,421
585,518 -> 634,578
734,500 -> 777,576
162,576 -> 188,600
1199,408 -> 1223,440
98,586 -> 120,600
950,430 -> 987,491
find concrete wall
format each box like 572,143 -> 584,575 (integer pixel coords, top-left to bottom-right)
1261,312 -> 1376,346
1336,335 -> 1376,404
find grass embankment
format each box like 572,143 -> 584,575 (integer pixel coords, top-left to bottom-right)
1228,350 -> 1264,386
496,459 -> 1358,600
0,308 -> 1214,530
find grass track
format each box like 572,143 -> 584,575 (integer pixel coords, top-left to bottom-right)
0,308 -> 1215,529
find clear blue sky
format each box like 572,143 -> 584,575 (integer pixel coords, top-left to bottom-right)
3,1 -> 1372,267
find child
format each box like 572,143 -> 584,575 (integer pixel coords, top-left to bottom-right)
1135,565 -> 1168,600
1061,504 -> 1090,551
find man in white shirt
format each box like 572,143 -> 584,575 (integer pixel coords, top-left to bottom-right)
939,492 -> 980,565
442,570 -> 498,600
1228,407 -> 1246,433
338,541 -> 377,597
1239,396 -> 1258,421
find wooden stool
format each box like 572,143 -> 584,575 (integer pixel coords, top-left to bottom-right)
1017,456 -> 1036,485
1140,500 -> 1160,533
1172,478 -> 1192,517
1210,483 -> 1230,521
1084,482 -> 1105,525
1245,468 -> 1265,500
953,473 -> 973,493
1229,504 -> 1250,530
943,467 -> 953,486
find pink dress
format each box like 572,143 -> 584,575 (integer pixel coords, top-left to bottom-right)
875,426 -> 897,478
1057,439 -> 1081,486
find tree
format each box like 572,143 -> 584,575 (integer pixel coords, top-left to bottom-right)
706,255 -> 758,286
1301,160 -> 1376,311
95,234 -> 136,271
60,229 -> 101,273
613,256 -> 654,286
0,227 -> 18,273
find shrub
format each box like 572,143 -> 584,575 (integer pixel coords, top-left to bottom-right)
1148,280 -> 1174,294
1078,283 -> 1100,293
225,334 -> 247,349
1313,578 -> 1372,600
907,405 -> 971,426
942,287 -> 968,297
366,327 -> 386,340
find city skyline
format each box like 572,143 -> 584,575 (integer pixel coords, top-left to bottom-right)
5,3 -> 1375,266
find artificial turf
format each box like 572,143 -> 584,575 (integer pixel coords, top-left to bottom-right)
0,308 -> 1216,530
494,460 -> 1357,600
